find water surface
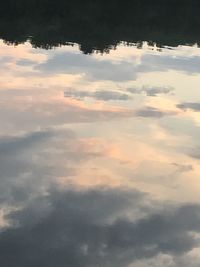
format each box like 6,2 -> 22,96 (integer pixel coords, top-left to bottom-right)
1,1 -> 200,266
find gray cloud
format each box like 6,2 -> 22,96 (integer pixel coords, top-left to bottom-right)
94,90 -> 131,101
0,130 -> 54,157
128,86 -> 174,97
5,48 -> 200,86
177,102 -> 200,112
64,89 -> 131,101
16,59 -> 38,66
135,106 -> 176,118
172,163 -> 193,173
0,188 -> 200,267
0,128 -> 79,208
139,54 -> 200,74
35,52 -> 136,81
0,56 -> 13,70
35,52 -> 200,83
64,85 -> 174,103
187,147 -> 200,160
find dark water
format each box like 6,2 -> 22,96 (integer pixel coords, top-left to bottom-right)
1,1 -> 200,266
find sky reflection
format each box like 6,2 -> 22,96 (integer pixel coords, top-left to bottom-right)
1,40 -> 200,266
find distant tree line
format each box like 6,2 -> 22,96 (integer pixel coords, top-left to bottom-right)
0,0 -> 200,53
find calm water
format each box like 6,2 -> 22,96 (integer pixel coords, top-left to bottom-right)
1,1 -> 200,266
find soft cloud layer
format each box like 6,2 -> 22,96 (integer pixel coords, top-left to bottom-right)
0,188 -> 200,267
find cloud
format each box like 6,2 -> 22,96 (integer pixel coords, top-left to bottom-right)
38,51 -> 200,84
0,130 -> 54,156
187,147 -> 200,160
139,54 -> 200,74
0,188 -> 200,267
16,58 -> 38,66
35,51 -> 200,84
128,86 -> 174,97
0,56 -> 13,70
172,163 -> 193,173
64,89 -> 132,101
135,106 -> 177,118
0,128 -> 75,207
36,52 -> 136,81
177,102 -> 200,112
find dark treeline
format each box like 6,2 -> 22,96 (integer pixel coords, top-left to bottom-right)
1,0 -> 200,53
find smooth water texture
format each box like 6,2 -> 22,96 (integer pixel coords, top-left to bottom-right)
1,1 -> 200,266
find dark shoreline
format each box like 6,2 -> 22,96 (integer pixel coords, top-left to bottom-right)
1,0 -> 200,53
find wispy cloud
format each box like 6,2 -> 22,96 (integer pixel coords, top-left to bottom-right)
127,86 -> 174,97
64,89 -> 132,101
135,106 -> 177,118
